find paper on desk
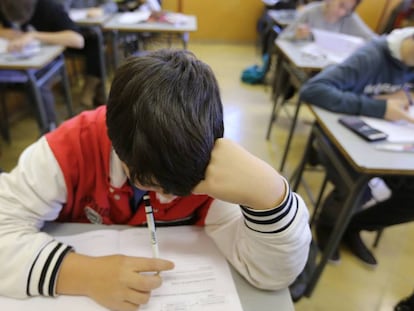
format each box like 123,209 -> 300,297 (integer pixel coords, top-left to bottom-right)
69,9 -> 88,21
161,13 -> 191,25
0,38 -> 41,60
301,29 -> 364,64
362,109 -> 414,143
118,11 -> 151,24
0,227 -> 243,311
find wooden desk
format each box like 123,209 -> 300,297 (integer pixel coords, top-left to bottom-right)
266,38 -> 357,172
103,13 -> 197,68
266,39 -> 326,172
43,222 -> 295,311
292,106 -> 414,297
0,45 -> 73,134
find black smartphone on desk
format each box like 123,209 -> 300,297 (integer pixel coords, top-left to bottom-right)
338,116 -> 388,142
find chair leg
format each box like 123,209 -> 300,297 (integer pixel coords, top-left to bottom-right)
310,174 -> 329,228
373,229 -> 383,248
0,88 -> 11,144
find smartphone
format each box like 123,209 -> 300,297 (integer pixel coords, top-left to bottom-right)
338,116 -> 388,142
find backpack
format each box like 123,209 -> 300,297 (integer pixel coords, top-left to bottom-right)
241,54 -> 270,84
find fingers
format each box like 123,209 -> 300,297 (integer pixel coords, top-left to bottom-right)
127,272 -> 163,292
130,257 -> 175,273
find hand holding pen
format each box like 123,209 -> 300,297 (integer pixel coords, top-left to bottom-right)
402,85 -> 414,108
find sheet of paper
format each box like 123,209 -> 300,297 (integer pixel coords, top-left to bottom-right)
0,38 -> 41,60
69,9 -> 88,21
301,29 -> 365,64
362,111 -> 414,143
0,227 -> 243,311
117,11 -> 151,24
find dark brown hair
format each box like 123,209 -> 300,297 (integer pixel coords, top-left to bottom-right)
0,0 -> 38,24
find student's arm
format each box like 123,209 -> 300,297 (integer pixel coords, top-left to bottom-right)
194,138 -> 312,289
7,30 -> 84,52
278,7 -> 311,40
300,43 -> 388,118
345,13 -> 378,41
0,25 -> 21,39
0,138 -> 173,311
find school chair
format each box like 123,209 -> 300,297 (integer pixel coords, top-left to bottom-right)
0,53 -> 74,137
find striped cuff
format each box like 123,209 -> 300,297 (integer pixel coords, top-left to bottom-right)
240,178 -> 298,234
26,241 -> 73,297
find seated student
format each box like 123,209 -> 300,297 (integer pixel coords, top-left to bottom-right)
279,0 -> 375,41
300,27 -> 414,266
0,49 -> 311,310
278,0 -> 376,100
0,0 -> 84,132
59,0 -> 118,107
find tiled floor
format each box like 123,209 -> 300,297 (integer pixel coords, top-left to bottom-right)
1,42 -> 413,310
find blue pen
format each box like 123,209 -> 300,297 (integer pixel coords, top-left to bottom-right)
403,85 -> 414,106
143,194 -> 159,258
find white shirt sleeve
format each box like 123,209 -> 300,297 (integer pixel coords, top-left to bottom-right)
0,137 -> 71,298
204,178 -> 311,290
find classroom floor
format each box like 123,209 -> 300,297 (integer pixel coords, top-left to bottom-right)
1,42 -> 413,311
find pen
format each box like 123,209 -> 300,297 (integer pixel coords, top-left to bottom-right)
375,143 -> 414,152
403,85 -> 414,106
143,193 -> 160,258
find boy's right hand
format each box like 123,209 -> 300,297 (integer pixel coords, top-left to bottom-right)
57,253 -> 174,311
295,24 -> 311,40
384,98 -> 414,123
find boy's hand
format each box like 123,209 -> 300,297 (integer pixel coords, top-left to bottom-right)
57,253 -> 174,311
6,33 -> 35,53
87,7 -> 104,18
193,138 -> 286,210
295,24 -> 311,40
384,98 -> 414,123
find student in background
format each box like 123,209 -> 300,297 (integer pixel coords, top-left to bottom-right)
279,0 -> 375,41
0,49 -> 311,310
59,0 -> 118,107
300,27 -> 414,266
0,0 -> 84,132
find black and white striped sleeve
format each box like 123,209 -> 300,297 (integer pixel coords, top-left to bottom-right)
26,241 -> 73,297
240,178 -> 298,234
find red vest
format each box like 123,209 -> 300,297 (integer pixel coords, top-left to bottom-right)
46,107 -> 212,225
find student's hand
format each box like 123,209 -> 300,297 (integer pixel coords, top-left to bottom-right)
193,138 -> 286,210
375,90 -> 407,101
295,24 -> 311,40
6,33 -> 35,52
384,98 -> 414,123
87,7 -> 104,18
57,253 -> 174,311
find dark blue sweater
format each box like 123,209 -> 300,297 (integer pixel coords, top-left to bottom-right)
300,36 -> 414,118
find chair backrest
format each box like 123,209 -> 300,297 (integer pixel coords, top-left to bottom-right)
381,0 -> 412,34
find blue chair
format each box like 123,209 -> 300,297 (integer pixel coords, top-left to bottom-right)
0,53 -> 74,138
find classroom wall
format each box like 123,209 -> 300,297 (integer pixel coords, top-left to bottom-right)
356,0 -> 402,33
163,0 -> 264,43
163,0 -> 403,42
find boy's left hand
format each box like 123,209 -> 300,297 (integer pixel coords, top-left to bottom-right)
193,138 -> 286,210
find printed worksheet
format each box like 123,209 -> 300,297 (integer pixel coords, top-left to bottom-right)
0,227 -> 243,311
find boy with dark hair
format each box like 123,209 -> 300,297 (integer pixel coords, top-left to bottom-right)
0,49 -> 311,310
0,0 -> 84,131
300,27 -> 414,266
